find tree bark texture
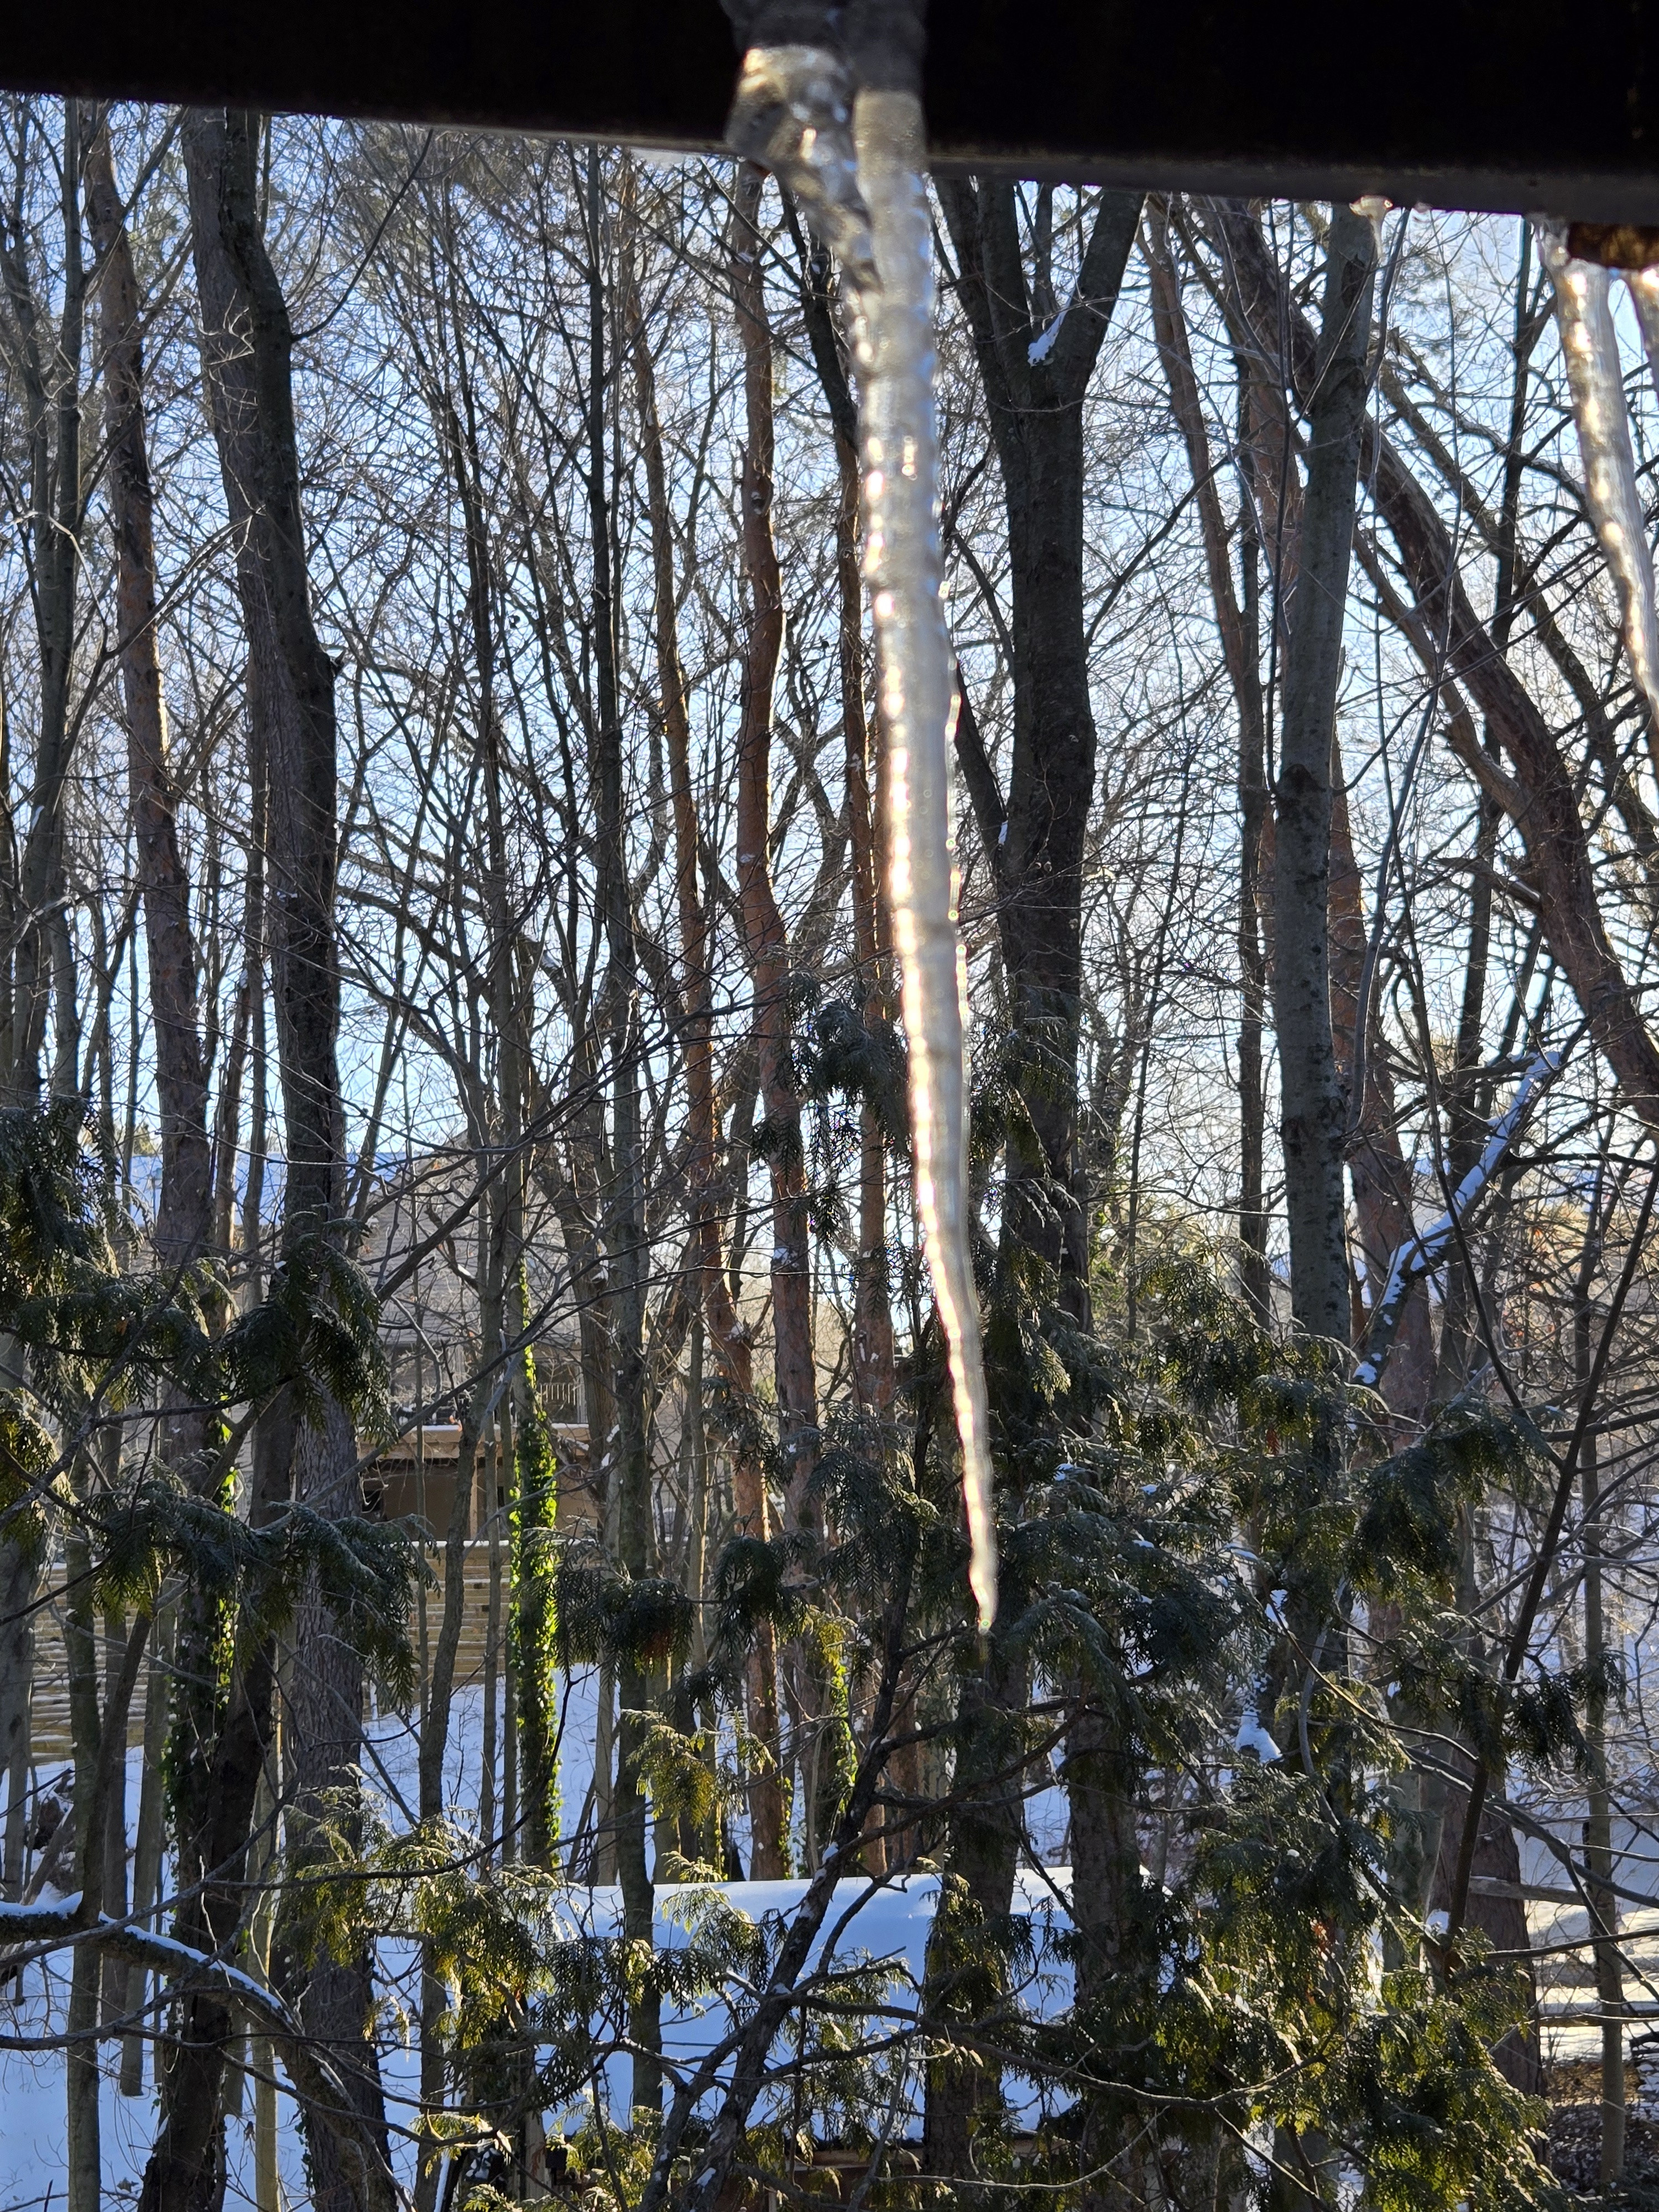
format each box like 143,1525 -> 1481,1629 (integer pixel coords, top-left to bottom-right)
729,165 -> 820,1521
1270,203 -> 1376,1346
1144,211 -> 1271,1322
937,179 -> 1141,1326
0,99 -> 87,1105
1063,1695 -> 1151,2212
1205,233 -> 1430,1399
626,216 -> 787,1876
86,118 -> 212,1273
184,107 -> 386,2212
1577,1229 -> 1626,2172
62,1543 -> 146,2212
283,1405 -> 393,2210
922,176 -> 1139,2192
1214,199 -> 1659,1140
586,149 -> 659,2115
86,148 -> 231,2130
922,1642 -> 1031,2198
184,111 -> 345,1244
0,1528 -> 38,1899
1328,743 -> 1434,1415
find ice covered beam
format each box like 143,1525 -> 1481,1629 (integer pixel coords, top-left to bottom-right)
8,0 -> 1659,218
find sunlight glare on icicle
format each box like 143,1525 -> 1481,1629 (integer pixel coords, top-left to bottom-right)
1540,220 -> 1659,782
848,92 -> 997,1631
725,40 -> 997,1628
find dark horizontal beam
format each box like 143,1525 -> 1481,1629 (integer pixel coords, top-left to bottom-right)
4,3 -> 1659,220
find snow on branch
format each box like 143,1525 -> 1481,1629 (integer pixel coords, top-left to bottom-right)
1354,1048 -> 1562,1391
0,1892 -> 84,1939
0,1903 -> 399,2212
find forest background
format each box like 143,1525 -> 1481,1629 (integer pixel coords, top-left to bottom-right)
0,94 -> 1654,2212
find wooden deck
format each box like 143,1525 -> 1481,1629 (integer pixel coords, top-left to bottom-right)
22,1536 -> 512,1763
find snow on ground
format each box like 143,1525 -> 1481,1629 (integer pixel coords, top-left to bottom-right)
9,1683 -> 1659,2211
1,1677 -> 1070,2210
1523,1816 -> 1659,2064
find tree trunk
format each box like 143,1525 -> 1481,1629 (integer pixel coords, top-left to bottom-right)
921,1642 -> 1030,2197
1235,391 -> 1272,1329
1578,1211 -> 1626,2174
416,1312 -> 500,2210
85,117 -> 212,1274
184,107 -> 387,2212
1232,358 -> 1430,1405
1144,216 -> 1271,1319
926,176 -> 1139,2189
121,1598 -> 174,2095
624,200 -> 787,1875
0,1528 -> 38,1899
91,106 -> 269,2206
1327,745 -> 1433,1415
62,1515 -> 105,2212
729,166 -> 820,1518
139,1469 -> 284,2212
1064,1698 -> 1149,2212
937,178 -> 1141,1328
212,966 -> 253,1264
0,99 -> 88,1107
1436,226 -> 1539,1401
100,1606 -> 131,2025
1428,1729 -> 1542,2094
585,149 -> 659,2119
284,1405 -> 392,2212
61,1515 -> 147,2212
1216,199 -> 1659,1137
1270,204 -> 1376,1345
422,242 -> 548,1885
1211,214 -> 1557,2094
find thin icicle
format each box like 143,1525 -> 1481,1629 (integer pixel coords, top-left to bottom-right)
1539,222 -> 1659,778
1353,1047 -> 1562,1390
848,87 -> 996,1630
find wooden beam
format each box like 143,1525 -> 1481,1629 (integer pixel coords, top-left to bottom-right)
3,2 -> 1659,218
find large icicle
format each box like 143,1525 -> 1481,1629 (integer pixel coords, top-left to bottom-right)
1540,222 -> 1659,779
849,88 -> 996,1630
726,39 -> 997,1627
